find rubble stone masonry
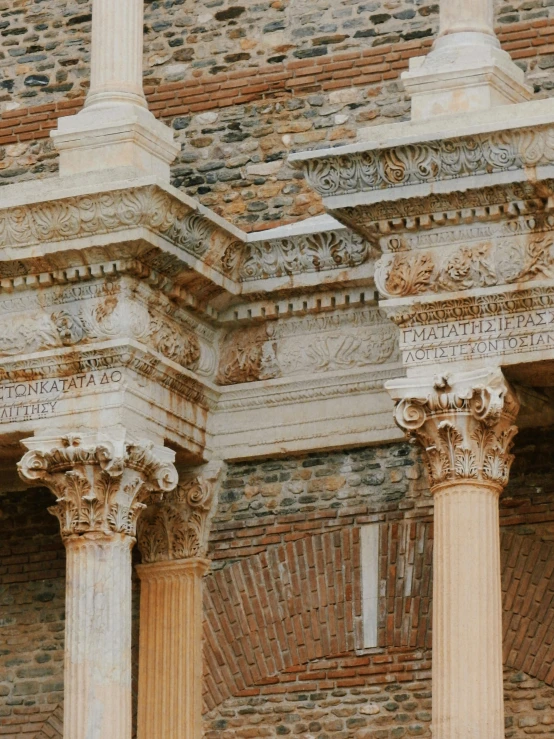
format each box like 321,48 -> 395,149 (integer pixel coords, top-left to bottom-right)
4,2 -> 554,228
2,432 -> 554,736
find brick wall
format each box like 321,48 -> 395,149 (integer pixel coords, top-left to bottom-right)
2,433 -> 554,736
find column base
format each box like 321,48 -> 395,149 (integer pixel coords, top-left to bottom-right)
402,32 -> 532,120
51,102 -> 180,180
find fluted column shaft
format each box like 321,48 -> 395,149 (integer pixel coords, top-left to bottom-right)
433,482 -> 504,738
87,0 -> 146,108
64,533 -> 134,739
137,558 -> 209,739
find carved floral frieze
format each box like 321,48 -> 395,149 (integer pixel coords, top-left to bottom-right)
137,463 -> 222,562
0,186 -> 240,271
375,234 -> 554,298
17,434 -> 178,539
386,369 -> 519,491
217,308 -> 399,385
225,230 -> 377,281
294,126 -> 554,197
0,278 -> 205,371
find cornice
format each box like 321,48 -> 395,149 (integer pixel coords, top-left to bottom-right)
289,99 -> 554,207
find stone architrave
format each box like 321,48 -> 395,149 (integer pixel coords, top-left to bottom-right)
17,433 -> 178,739
386,368 -> 519,739
136,461 -> 224,739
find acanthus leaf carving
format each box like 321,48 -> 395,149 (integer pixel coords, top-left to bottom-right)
17,434 -> 178,540
375,233 -> 554,299
386,369 -> 519,491
137,461 -> 224,563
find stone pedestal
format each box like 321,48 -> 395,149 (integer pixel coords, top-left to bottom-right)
51,0 -> 178,178
401,0 -> 531,118
136,466 -> 222,739
387,369 -> 519,738
17,433 -> 177,739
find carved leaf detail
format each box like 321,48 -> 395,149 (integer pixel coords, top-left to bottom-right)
384,253 -> 434,297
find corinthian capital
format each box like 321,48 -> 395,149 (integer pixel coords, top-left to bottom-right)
386,369 -> 519,492
137,461 -> 224,563
17,433 -> 178,539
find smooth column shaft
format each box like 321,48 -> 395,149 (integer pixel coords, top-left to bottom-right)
64,534 -> 134,739
433,483 -> 504,739
137,559 -> 209,739
439,0 -> 494,37
87,0 -> 146,106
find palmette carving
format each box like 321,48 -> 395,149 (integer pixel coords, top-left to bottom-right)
17,434 -> 178,539
137,463 -> 223,562
387,369 -> 519,490
295,126 -> 554,197
0,186 -> 239,266
233,230 -> 376,281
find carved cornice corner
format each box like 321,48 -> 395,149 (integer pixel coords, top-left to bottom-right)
137,460 -> 225,564
17,433 -> 178,539
385,368 -> 519,492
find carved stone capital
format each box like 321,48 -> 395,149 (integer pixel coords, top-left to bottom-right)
386,368 -> 519,492
137,461 -> 224,563
17,433 -> 178,539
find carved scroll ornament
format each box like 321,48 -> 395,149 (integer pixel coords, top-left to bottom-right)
18,434 -> 178,539
386,369 -> 519,491
137,463 -> 223,563
295,125 -> 554,197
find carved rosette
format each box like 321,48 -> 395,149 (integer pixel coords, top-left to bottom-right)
137,463 -> 223,563
17,434 -> 178,539
386,369 -> 519,492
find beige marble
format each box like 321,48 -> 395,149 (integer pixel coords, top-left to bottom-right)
136,466 -> 221,739
387,368 -> 519,738
52,0 -> 178,178
17,432 -> 177,739
137,558 -> 210,739
64,533 -> 134,739
401,0 -> 531,119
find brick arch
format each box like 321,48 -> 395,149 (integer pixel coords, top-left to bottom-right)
202,521 -> 435,710
502,530 -> 554,684
202,529 -> 362,710
34,706 -> 63,739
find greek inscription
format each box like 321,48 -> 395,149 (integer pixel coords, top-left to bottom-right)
401,308 -> 554,366
0,370 -> 123,424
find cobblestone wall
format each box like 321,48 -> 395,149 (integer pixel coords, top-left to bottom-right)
0,0 -> 553,108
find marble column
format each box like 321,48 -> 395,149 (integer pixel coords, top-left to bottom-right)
136,464 -> 222,739
439,0 -> 494,37
401,0 -> 531,118
17,433 -> 178,739
386,369 -> 520,739
51,0 -> 178,177
86,0 -> 146,109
